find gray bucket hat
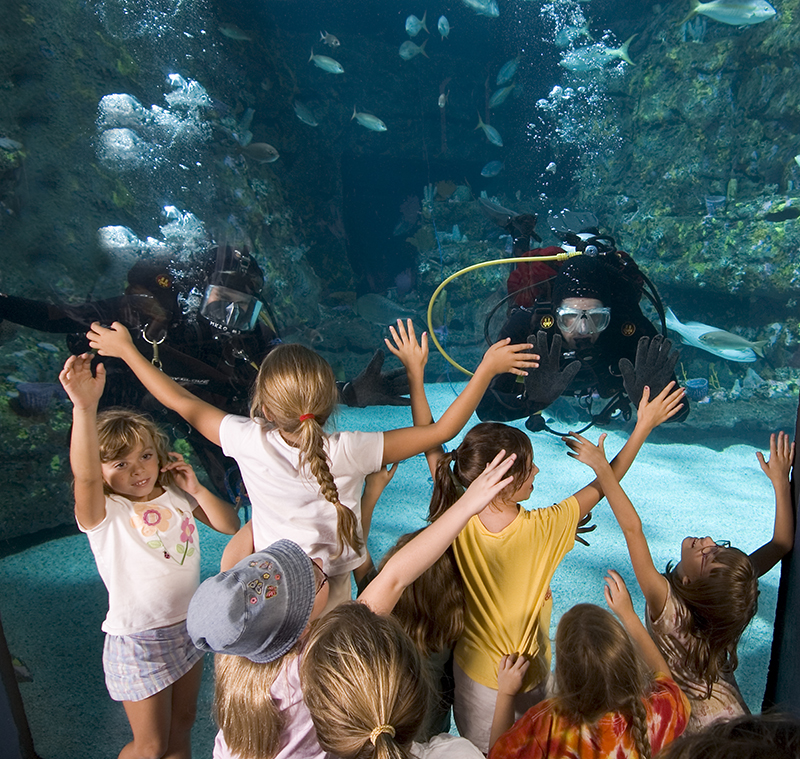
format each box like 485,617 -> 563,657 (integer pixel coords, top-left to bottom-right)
187,539 -> 315,663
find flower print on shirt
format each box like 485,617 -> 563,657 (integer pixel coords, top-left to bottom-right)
130,501 -> 196,565
130,503 -> 173,536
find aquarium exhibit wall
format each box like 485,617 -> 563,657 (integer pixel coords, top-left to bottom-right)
1,0 -> 800,752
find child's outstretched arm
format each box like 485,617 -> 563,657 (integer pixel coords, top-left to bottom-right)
354,463 -> 399,585
221,520 -> 255,571
59,353 -> 108,531
87,321 -> 226,445
604,570 -> 672,676
385,319 -> 443,475
381,338 -> 538,465
565,431 -> 669,618
358,450 -> 517,615
161,453 -> 240,534
749,431 -> 795,577
489,653 -> 530,750
569,383 -> 685,518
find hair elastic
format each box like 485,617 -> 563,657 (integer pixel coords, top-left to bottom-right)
299,413 -> 315,422
369,724 -> 395,745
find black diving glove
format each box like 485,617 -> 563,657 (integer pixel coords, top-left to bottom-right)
619,335 -> 680,407
341,350 -> 411,407
523,331 -> 581,408
575,511 -> 598,547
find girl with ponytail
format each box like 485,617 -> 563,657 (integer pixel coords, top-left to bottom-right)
87,321 -> 537,611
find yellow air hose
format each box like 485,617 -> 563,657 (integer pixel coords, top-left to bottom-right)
426,251 -> 580,376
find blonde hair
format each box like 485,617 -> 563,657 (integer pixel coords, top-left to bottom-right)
250,344 -> 358,557
554,604 -> 654,759
213,650 -> 297,759
666,548 -> 758,699
300,603 -> 431,759
380,532 -> 465,658
96,408 -> 174,494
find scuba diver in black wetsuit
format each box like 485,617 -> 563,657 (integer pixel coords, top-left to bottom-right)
476,217 -> 689,433
0,245 -> 410,497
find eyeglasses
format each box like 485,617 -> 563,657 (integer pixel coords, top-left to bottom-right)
313,563 -> 328,595
555,306 -> 611,335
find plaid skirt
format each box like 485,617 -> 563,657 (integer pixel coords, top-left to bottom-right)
103,620 -> 203,702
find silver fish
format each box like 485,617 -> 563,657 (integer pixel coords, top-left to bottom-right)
240,142 -> 280,163
219,23 -> 253,42
461,0 -> 499,17
496,57 -> 519,85
309,49 -> 344,74
438,15 -> 450,39
488,83 -> 515,108
678,0 -> 776,26
665,308 -> 767,362
406,11 -> 428,37
554,23 -> 592,48
0,137 -> 23,151
356,294 -> 417,326
293,101 -> 318,127
476,113 -> 503,146
399,39 -> 428,60
352,107 -> 387,132
438,92 -> 448,108
320,30 -> 340,47
481,160 -> 504,177
559,35 -> 636,70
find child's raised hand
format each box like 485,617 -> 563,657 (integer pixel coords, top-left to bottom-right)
634,382 -> 685,431
385,319 -> 428,377
364,463 -> 399,497
86,321 -> 135,359
162,452 -> 202,497
459,449 -> 517,514
497,652 -> 529,696
479,337 -> 539,377
604,569 -> 635,620
562,431 -> 611,474
59,353 -> 106,410
756,431 -> 794,486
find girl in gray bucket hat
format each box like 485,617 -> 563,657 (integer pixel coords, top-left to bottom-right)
187,450 -> 518,759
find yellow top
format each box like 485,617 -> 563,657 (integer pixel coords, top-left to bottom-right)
453,496 -> 580,691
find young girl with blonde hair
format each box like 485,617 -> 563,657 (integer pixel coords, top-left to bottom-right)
301,603 -> 483,759
565,427 -> 794,732
488,572 -> 689,758
59,353 -> 239,759
385,319 -> 686,752
87,321 -> 537,610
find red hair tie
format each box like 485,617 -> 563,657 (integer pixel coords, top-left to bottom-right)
299,413 -> 315,422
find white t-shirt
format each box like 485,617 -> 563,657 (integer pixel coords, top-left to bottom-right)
79,486 -> 200,636
213,655 -> 331,759
219,415 -> 384,574
411,734 -> 484,758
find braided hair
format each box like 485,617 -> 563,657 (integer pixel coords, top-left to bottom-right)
250,344 -> 359,556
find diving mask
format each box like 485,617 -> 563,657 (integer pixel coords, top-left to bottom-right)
200,283 -> 263,334
555,305 -> 611,336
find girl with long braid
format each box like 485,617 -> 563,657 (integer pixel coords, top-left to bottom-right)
87,321 -> 537,610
